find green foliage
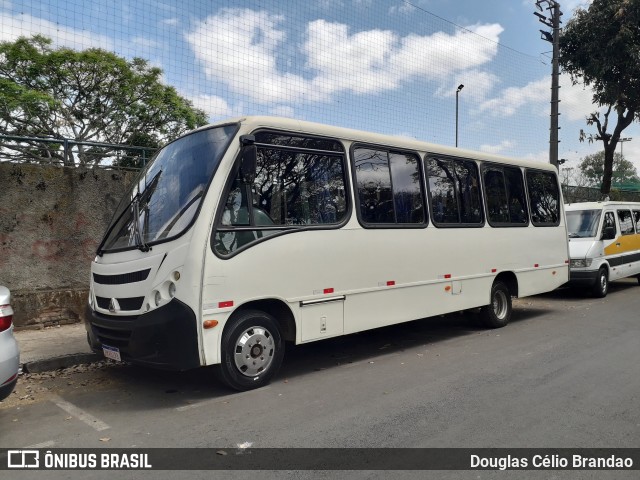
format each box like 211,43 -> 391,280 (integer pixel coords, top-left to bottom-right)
559,0 -> 640,194
0,35 -> 208,166
578,151 -> 640,187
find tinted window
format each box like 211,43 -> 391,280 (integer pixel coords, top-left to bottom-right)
354,147 -> 424,225
634,210 -> 640,232
483,166 -> 528,226
603,211 -> 617,235
526,170 -> 560,226
618,210 -> 634,235
427,156 -> 482,225
254,132 -> 344,152
214,136 -> 348,255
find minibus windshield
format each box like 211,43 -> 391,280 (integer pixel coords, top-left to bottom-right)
98,124 -> 238,253
566,209 -> 601,238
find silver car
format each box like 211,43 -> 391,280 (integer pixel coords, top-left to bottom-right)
0,285 -> 20,401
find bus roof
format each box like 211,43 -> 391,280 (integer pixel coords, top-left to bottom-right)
203,115 -> 557,172
565,201 -> 640,210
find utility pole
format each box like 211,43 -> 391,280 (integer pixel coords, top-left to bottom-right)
535,0 -> 563,170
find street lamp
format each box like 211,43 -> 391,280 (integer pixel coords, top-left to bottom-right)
455,84 -> 464,147
619,137 -> 632,159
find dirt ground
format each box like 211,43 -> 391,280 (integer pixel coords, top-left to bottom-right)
0,361 -> 123,410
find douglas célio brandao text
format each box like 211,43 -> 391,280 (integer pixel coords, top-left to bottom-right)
470,454 -> 634,470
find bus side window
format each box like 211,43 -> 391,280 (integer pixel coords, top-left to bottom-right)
617,210 -> 634,235
634,210 -> 640,233
602,211 -> 617,238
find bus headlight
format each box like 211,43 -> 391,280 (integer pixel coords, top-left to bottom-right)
570,258 -> 592,268
154,290 -> 162,307
168,282 -> 176,298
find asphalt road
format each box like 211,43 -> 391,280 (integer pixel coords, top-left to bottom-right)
2,278 -> 640,479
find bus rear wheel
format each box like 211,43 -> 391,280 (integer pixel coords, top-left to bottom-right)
216,310 -> 284,391
480,281 -> 512,328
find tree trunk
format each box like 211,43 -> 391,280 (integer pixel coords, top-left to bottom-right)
600,143 -> 616,195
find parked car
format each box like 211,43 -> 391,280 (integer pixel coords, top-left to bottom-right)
0,285 -> 20,401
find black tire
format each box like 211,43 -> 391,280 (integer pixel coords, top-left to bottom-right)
216,310 -> 284,391
479,281 -> 512,328
592,267 -> 609,298
636,275 -> 640,286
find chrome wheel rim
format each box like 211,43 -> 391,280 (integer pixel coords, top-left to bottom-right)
599,273 -> 607,293
492,290 -> 509,319
233,326 -> 275,377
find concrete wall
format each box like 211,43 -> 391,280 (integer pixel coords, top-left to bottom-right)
0,163 -> 137,328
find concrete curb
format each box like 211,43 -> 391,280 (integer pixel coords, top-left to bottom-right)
22,352 -> 102,374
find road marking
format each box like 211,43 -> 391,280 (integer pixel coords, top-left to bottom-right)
25,440 -> 55,448
176,386 -> 271,412
50,395 -> 110,432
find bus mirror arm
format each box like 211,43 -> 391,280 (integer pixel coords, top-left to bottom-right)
240,135 -> 257,184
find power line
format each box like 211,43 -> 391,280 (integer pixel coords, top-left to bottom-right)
402,0 -> 546,63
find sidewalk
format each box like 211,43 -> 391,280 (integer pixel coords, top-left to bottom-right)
14,322 -> 101,373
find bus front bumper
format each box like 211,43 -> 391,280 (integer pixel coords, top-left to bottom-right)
84,299 -> 200,371
568,269 -> 599,286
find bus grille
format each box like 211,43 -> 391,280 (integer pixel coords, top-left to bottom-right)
96,296 -> 145,311
93,269 -> 151,285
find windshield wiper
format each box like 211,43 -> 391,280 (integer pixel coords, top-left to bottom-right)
132,197 -> 151,252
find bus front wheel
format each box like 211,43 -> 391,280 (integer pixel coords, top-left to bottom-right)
480,281 -> 512,328
592,268 -> 608,298
216,310 -> 284,391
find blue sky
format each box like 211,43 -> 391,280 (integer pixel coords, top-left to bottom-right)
2,0 -> 639,179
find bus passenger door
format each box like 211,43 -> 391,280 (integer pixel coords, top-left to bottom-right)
602,210 -> 623,280
299,297 -> 345,342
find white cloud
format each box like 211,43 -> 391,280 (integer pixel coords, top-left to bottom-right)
479,140 -> 515,155
475,74 -> 596,121
132,37 -> 158,49
0,11 -> 113,50
389,3 -> 416,15
161,18 -> 179,27
269,105 -> 296,118
522,150 -> 549,163
185,93 -> 241,121
186,8 -> 503,106
436,70 -> 499,102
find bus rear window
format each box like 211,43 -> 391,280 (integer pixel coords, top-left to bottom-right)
526,170 -> 560,226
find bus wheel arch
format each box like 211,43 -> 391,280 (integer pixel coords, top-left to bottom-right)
229,298 -> 296,342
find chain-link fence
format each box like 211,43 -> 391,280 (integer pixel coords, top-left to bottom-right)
562,184 -> 640,203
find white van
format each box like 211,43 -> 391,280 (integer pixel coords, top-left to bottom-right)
565,201 -> 640,297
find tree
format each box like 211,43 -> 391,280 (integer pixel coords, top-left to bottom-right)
0,35 -> 207,167
559,0 -> 640,195
578,151 -> 640,187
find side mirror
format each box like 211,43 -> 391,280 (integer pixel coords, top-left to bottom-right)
239,135 -> 256,183
601,226 -> 616,240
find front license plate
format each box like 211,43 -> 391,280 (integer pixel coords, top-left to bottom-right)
102,345 -> 121,362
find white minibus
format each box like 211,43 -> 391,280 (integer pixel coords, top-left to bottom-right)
85,117 -> 569,390
566,201 -> 640,297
